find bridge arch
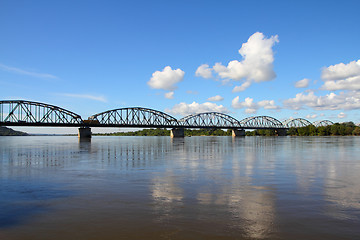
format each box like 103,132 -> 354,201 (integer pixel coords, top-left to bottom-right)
178,112 -> 242,128
240,116 -> 285,129
88,107 -> 179,127
313,120 -> 334,127
283,118 -> 313,128
0,100 -> 83,125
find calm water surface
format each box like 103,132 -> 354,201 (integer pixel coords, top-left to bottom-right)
1,136 -> 360,239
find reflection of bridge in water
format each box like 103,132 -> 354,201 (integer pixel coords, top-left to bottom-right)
0,100 -> 334,138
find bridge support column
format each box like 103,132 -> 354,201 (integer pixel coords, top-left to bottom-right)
276,129 -> 287,136
78,127 -> 92,138
232,129 -> 245,137
170,128 -> 185,138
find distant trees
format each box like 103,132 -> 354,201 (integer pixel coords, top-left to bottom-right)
286,122 -> 360,136
98,128 -> 232,136
96,122 -> 360,137
0,126 -> 28,136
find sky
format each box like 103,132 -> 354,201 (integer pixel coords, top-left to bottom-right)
1,0 -> 360,133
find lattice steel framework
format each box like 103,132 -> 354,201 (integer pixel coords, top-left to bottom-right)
178,112 -> 242,129
0,100 -> 83,126
88,107 -> 179,128
240,116 -> 285,129
313,120 -> 334,127
283,118 -> 313,128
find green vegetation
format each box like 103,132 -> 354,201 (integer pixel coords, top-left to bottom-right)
95,128 -> 232,136
246,122 -> 360,136
246,129 -> 277,136
288,122 -> 360,136
90,122 -> 360,137
0,126 -> 28,136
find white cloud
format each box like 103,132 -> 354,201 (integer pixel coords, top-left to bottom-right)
232,81 -> 251,92
322,60 -> 360,81
195,64 -> 213,79
207,95 -> 224,101
283,91 -> 360,111
231,96 -> 280,114
147,66 -> 185,91
164,91 -> 174,99
306,114 -> 318,119
338,112 -> 347,119
321,60 -> 360,91
166,102 -> 229,116
295,78 -> 310,88
0,63 -> 58,79
322,75 -> 360,91
213,32 -> 279,91
59,93 -> 107,102
186,90 -> 198,95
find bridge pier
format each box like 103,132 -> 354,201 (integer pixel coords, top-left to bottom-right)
276,129 -> 287,136
78,127 -> 92,138
232,129 -> 245,137
170,128 -> 185,138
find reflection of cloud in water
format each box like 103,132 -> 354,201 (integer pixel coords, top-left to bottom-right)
197,177 -> 275,239
151,173 -> 184,202
195,137 -> 277,239
324,160 -> 360,220
150,171 -> 184,223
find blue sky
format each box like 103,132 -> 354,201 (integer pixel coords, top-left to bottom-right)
1,0 -> 360,133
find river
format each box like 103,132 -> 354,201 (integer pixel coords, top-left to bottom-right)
1,136 -> 360,239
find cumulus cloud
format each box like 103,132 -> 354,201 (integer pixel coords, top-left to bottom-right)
165,102 -> 229,116
147,66 -> 185,91
283,91 -> 360,111
338,112 -> 347,119
321,60 -> 360,91
195,64 -> 213,79
164,91 -> 174,99
322,60 -> 360,81
232,81 -> 251,92
212,32 -> 279,92
207,95 -> 224,101
232,96 -> 280,114
295,78 -> 310,88
306,114 -> 318,119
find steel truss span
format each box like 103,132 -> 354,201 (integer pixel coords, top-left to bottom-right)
0,99 -> 336,130
0,100 -> 83,126
283,118 -> 313,128
88,107 -> 179,128
178,112 -> 242,129
313,120 -> 334,127
240,116 -> 285,129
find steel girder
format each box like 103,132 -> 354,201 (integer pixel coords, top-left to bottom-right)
0,100 -> 83,126
88,107 -> 179,128
313,120 -> 334,127
240,116 -> 285,129
283,118 -> 313,128
178,112 -> 242,129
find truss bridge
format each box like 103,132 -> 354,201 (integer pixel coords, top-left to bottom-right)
0,100 -> 334,138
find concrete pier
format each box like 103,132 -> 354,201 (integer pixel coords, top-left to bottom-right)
78,127 -> 92,138
232,129 -> 245,137
170,128 -> 185,138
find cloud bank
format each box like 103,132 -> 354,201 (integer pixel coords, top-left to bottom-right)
166,102 -> 229,116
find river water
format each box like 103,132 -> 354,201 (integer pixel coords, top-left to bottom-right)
0,136 -> 360,239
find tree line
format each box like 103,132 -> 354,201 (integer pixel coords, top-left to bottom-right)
0,126 -> 28,136
98,122 -> 360,137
